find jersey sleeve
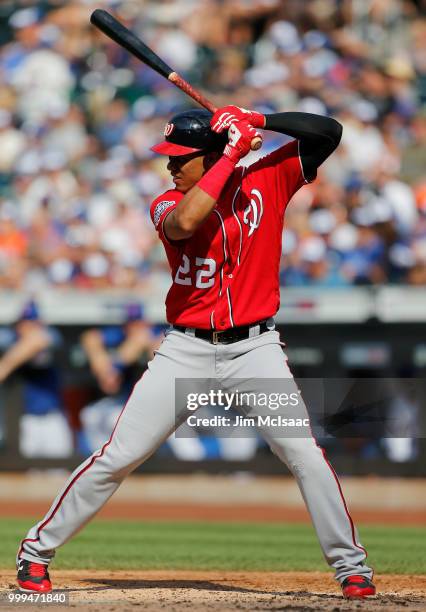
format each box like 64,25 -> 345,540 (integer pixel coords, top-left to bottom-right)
150,190 -> 185,245
0,327 -> 17,351
46,327 -> 62,349
100,326 -> 126,348
246,139 -> 311,204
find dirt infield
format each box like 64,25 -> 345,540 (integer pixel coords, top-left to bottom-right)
1,474 -> 425,526
1,570 -> 425,611
1,499 -> 425,525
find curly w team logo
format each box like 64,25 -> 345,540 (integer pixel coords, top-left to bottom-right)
164,123 -> 174,136
243,189 -> 263,236
153,200 -> 175,227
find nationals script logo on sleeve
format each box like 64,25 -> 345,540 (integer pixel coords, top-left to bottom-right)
153,200 -> 175,228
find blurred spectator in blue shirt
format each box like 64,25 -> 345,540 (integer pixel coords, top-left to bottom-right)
0,299 -> 73,457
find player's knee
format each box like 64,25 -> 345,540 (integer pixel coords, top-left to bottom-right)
269,437 -> 323,478
94,440 -> 153,481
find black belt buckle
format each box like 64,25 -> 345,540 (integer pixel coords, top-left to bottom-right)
212,328 -> 245,344
177,320 -> 268,344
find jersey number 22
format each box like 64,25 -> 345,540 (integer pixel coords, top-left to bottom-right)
174,255 -> 216,288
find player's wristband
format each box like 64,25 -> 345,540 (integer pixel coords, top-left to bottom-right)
197,155 -> 236,201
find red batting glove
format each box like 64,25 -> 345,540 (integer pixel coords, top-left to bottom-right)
211,105 -> 265,133
223,120 -> 261,163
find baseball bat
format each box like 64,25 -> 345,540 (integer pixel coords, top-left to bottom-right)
90,9 -> 262,151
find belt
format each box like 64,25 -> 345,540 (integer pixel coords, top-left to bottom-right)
174,320 -> 271,345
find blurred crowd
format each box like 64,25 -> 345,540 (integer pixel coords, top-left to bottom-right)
1,0 -> 426,291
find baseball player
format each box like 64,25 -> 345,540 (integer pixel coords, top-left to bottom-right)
16,106 -> 375,600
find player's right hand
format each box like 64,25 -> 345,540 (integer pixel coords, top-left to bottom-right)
223,120 -> 261,163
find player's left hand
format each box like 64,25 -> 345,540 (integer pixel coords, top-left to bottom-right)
211,105 -> 265,133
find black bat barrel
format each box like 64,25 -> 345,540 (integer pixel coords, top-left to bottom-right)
90,9 -> 174,79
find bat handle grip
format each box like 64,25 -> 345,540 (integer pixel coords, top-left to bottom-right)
210,104 -> 263,151
168,72 -> 262,151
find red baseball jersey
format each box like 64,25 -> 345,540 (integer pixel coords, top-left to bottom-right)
150,140 -> 310,330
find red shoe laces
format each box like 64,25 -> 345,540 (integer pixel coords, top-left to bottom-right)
29,563 -> 47,577
346,576 -> 366,585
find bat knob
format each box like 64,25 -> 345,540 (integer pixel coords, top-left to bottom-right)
251,136 -> 262,151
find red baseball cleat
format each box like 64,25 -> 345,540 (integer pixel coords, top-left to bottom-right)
17,559 -> 52,593
341,575 -> 376,599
